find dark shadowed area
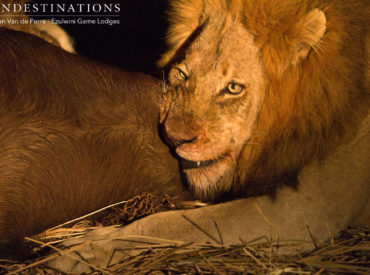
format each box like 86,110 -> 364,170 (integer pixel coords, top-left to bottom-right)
31,0 -> 169,76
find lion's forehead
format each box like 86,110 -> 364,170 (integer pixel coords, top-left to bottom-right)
184,21 -> 264,90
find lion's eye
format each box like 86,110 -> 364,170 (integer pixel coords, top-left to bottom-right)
226,83 -> 243,95
177,68 -> 188,80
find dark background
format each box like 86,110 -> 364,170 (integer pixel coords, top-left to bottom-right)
31,0 -> 170,77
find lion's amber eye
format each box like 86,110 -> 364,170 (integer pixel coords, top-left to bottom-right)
177,68 -> 188,80
226,83 -> 243,95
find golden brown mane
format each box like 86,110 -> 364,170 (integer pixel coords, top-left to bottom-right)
238,0 -> 369,192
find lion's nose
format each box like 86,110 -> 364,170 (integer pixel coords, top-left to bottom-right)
162,115 -> 199,148
164,124 -> 198,147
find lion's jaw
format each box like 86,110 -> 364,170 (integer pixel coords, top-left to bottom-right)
160,18 -> 266,201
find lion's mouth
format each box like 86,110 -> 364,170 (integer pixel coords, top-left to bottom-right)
179,151 -> 233,169
180,158 -> 218,169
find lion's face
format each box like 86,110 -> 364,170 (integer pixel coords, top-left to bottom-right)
160,17 -> 266,200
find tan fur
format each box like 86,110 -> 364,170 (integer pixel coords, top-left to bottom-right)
158,0 -> 369,200
0,28 -> 183,257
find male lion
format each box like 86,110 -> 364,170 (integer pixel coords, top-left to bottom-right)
159,0 -> 369,201
48,0 -> 369,272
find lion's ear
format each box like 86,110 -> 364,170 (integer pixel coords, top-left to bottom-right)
292,9 -> 326,65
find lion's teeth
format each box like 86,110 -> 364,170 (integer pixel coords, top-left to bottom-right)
197,161 -> 201,167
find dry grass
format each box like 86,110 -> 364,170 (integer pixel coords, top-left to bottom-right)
1,193 -> 369,274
